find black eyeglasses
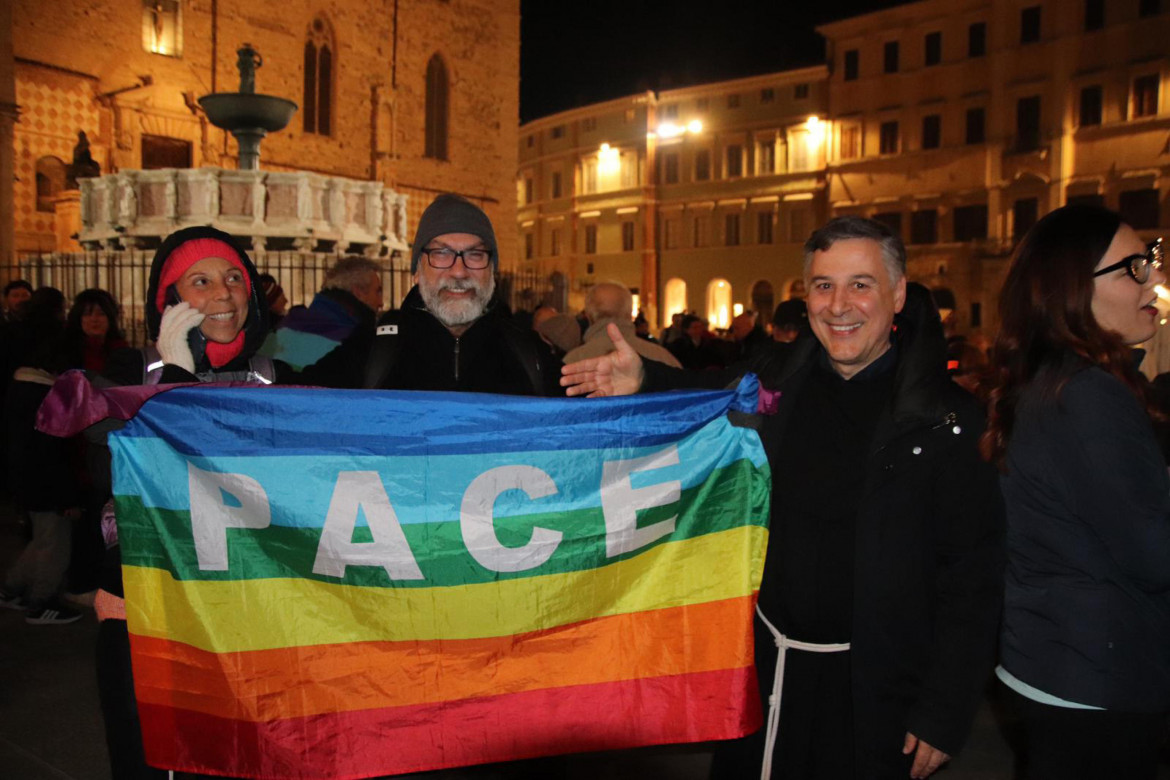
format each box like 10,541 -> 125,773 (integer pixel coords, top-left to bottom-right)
421,246 -> 493,270
1093,239 -> 1164,284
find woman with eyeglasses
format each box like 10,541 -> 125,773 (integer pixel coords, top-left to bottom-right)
981,204 -> 1170,779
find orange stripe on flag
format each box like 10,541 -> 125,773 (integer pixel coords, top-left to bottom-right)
130,595 -> 756,722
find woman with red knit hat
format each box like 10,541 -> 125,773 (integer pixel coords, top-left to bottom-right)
99,225 -> 297,385
95,226 -> 297,779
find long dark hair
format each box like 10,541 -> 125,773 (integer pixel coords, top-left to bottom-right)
66,288 -> 124,346
981,204 -> 1158,465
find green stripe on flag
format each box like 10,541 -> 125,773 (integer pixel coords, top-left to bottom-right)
116,457 -> 770,587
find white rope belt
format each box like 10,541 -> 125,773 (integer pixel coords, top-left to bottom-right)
755,604 -> 851,780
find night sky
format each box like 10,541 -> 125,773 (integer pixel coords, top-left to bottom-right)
520,0 -> 914,123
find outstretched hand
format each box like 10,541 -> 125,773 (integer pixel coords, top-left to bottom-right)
560,322 -> 645,398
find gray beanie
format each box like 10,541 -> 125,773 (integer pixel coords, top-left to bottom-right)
411,194 -> 498,273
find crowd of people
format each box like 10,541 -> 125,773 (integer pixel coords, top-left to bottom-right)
0,195 -> 1167,780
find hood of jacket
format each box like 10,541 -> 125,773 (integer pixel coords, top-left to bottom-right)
145,226 -> 269,363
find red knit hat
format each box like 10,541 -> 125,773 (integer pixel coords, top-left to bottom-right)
154,238 -> 252,314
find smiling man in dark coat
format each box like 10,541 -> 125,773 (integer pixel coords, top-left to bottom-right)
561,216 -> 1004,779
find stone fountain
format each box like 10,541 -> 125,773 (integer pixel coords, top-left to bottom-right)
198,44 -> 297,171
76,44 -> 409,256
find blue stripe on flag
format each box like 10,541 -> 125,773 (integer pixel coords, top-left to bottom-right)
111,414 -> 765,525
113,377 -> 760,458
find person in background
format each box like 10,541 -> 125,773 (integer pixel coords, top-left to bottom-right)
260,256 -> 382,372
660,311 -> 685,345
982,205 -> 1170,780
771,299 -> 809,343
728,310 -> 769,362
633,311 -> 658,343
668,313 -> 724,370
63,289 -> 127,373
60,289 -> 128,601
563,282 -> 679,369
2,279 -> 33,322
0,287 -> 82,625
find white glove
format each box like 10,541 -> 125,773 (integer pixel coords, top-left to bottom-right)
157,301 -> 205,374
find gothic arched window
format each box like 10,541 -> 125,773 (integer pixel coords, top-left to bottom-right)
425,54 -> 449,160
303,17 -> 334,135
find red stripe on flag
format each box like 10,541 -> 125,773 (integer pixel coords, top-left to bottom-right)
140,666 -> 761,779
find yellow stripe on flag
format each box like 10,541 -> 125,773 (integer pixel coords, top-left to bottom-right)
124,524 -> 767,653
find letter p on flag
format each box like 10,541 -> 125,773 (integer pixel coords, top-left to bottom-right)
188,462 -> 272,571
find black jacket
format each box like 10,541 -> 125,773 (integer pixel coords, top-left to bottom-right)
360,286 -> 561,397
645,286 -> 1005,769
1001,362 -> 1170,712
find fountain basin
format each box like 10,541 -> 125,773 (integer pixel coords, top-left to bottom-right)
199,93 -> 298,133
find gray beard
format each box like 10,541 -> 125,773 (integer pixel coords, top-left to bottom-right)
420,276 -> 496,330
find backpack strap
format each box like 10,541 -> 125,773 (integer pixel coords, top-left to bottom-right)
142,346 -> 165,385
363,310 -> 404,389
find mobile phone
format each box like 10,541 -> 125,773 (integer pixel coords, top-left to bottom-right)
164,284 -> 208,366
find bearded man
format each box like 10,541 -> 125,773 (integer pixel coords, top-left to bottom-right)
360,193 -> 561,395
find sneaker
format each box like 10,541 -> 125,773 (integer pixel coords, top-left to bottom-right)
0,589 -> 26,610
25,604 -> 82,625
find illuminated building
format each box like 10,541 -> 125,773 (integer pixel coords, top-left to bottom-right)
521,0 -> 1170,337
518,68 -> 829,329
6,0 -> 520,263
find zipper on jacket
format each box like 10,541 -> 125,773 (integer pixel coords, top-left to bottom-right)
453,337 -> 460,382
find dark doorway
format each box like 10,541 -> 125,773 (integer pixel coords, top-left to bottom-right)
141,135 -> 192,169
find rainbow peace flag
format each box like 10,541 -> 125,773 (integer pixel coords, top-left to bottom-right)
110,380 -> 770,779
